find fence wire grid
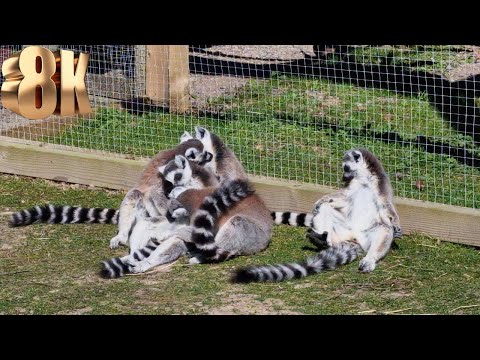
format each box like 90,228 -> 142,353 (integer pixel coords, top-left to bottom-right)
0,45 -> 479,209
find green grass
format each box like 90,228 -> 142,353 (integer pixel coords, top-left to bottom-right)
345,45 -> 476,75
1,173 -> 479,315
47,74 -> 480,208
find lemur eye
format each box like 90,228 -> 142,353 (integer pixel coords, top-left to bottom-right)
353,153 -> 361,162
329,199 -> 333,203
174,173 -> 183,182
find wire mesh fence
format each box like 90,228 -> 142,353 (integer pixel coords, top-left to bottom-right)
1,45 -> 479,209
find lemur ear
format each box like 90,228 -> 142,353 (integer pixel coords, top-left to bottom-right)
180,131 -> 193,143
175,155 -> 187,168
195,126 -> 208,140
185,147 -> 200,160
158,165 -> 167,175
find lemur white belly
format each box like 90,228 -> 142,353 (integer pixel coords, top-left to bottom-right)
347,182 -> 381,233
129,215 -> 188,252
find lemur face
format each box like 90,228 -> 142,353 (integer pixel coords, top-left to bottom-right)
194,126 -> 217,174
180,128 -> 213,166
342,149 -> 364,181
158,155 -> 192,187
184,148 -> 213,165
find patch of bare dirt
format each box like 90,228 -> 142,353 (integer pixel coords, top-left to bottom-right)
382,291 -> 412,300
0,210 -> 28,249
195,45 -> 315,63
190,74 -> 248,109
205,292 -> 302,315
57,306 -> 93,315
305,90 -> 341,107
189,45 -> 315,111
0,174 -> 124,195
72,272 -> 107,286
446,63 -> 480,82
293,282 -> 314,290
0,108 -> 35,131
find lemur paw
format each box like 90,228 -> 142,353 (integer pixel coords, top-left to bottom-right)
128,261 -> 151,274
124,256 -> 136,267
109,234 -> 128,249
306,229 -> 329,250
358,258 -> 376,273
125,259 -> 152,274
167,199 -> 189,223
169,186 -> 187,199
171,207 -> 188,218
188,256 -> 202,265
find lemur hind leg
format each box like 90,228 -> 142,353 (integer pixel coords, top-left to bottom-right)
109,189 -> 143,249
311,202 -> 350,248
357,224 -> 394,273
190,215 -> 271,264
128,228 -> 192,274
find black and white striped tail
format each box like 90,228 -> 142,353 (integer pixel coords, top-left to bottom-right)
100,237 -> 161,279
271,211 -> 313,227
231,242 -> 361,284
191,179 -> 255,262
8,204 -> 119,227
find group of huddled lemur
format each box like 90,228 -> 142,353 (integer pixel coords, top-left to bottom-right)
9,126 -> 402,283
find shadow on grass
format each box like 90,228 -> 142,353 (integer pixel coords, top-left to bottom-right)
188,46 -> 480,167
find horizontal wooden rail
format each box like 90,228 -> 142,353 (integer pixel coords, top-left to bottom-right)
0,137 -> 479,247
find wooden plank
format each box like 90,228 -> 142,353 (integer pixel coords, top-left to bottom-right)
0,137 -> 143,189
0,138 -> 479,247
168,45 -> 190,113
145,45 -> 169,105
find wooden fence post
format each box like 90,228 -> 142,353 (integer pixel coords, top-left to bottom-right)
145,45 -> 190,113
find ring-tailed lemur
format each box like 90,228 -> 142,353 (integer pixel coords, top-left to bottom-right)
101,154 -> 260,278
100,154 -> 221,278
232,148 -> 402,283
103,178 -> 257,278
173,126 -> 273,264
169,178 -> 262,263
193,126 -> 248,182
8,133 -> 213,249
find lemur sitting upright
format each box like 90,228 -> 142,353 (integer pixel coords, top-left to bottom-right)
232,148 -> 402,283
